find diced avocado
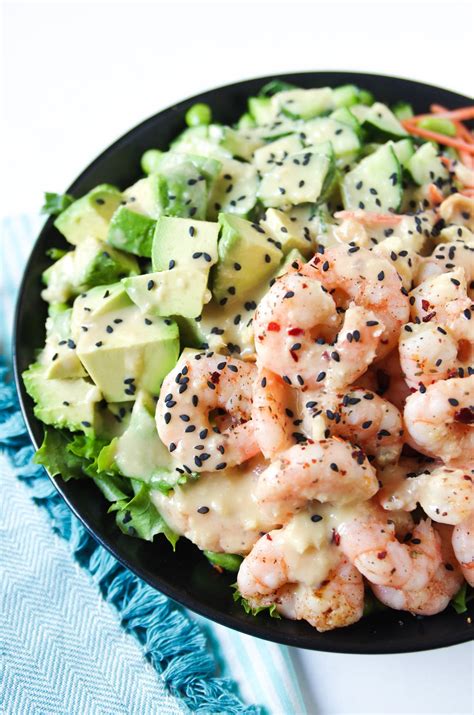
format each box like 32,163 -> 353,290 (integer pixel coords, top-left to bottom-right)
341,144 -> 402,212
150,152 -> 221,221
170,125 -> 231,160
274,88 -> 334,120
211,214 -> 283,305
362,102 -> 408,140
54,184 -> 122,245
152,216 -> 219,279
40,309 -> 87,379
277,248 -> 306,276
261,208 -> 314,257
303,117 -> 361,158
389,138 -> 415,168
258,143 -> 335,208
23,363 -> 102,434
76,298 -> 179,402
107,205 -> 156,257
407,142 -> 449,186
285,204 -> 325,244
207,158 -> 258,219
123,267 -> 210,319
122,177 -> 160,218
253,135 -> 303,172
216,126 -> 264,161
41,237 -> 139,304
107,392 -> 174,481
71,282 -> 132,342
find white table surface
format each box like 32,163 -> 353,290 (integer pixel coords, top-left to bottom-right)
3,2 -> 473,713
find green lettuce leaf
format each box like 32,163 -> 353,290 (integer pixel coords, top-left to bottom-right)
451,583 -> 474,615
41,192 -> 74,216
204,551 -> 243,572
109,482 -> 179,547
34,428 -> 85,481
232,584 -> 281,618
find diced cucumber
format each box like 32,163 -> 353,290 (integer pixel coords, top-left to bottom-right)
274,88 -> 334,120
363,102 -> 408,140
253,135 -> 303,172
258,142 -> 335,208
248,96 -> 276,125
170,126 -> 230,160
215,126 -> 264,161
207,158 -> 258,219
303,117 -> 360,158
389,138 -> 415,168
406,142 -> 450,186
392,101 -> 414,121
330,107 -> 362,135
341,144 -> 402,212
332,84 -> 360,108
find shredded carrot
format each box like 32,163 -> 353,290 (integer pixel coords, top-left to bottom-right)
427,183 -> 444,206
409,106 -> 474,122
401,121 -> 474,154
333,210 -> 403,225
430,104 -> 474,144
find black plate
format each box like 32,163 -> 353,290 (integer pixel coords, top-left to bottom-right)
13,72 -> 474,653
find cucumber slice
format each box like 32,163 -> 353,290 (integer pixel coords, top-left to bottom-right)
248,96 -> 276,125
274,88 -> 334,120
392,101 -> 414,121
341,144 -> 402,212
406,142 -> 450,186
332,84 -> 360,108
258,142 -> 335,208
363,103 -> 408,140
303,117 -> 360,158
207,158 -> 258,219
330,107 -> 362,135
253,135 -> 303,172
390,138 -> 415,168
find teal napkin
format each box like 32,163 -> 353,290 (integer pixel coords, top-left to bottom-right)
0,215 -> 307,715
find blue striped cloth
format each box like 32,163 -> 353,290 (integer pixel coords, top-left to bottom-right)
0,214 -> 307,715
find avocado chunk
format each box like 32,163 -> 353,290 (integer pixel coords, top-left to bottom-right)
170,125 -> 231,160
76,296 -> 179,402
303,118 -> 361,158
261,208 -> 314,257
40,309 -> 87,379
207,158 -> 258,220
258,143 -> 335,208
277,248 -> 306,276
123,267 -> 210,319
122,177 -> 160,218
41,236 -> 139,304
23,363 -> 102,434
152,216 -> 219,280
211,214 -> 283,306
151,152 -> 221,220
407,142 -> 449,186
54,184 -> 122,245
107,205 -> 156,257
253,135 -> 303,172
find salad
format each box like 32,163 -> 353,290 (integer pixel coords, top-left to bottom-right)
25,81 -> 474,631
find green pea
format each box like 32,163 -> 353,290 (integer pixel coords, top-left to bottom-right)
418,117 -> 457,137
141,149 -> 163,175
185,103 -> 212,127
358,89 -> 374,106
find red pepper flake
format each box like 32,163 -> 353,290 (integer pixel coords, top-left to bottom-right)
312,257 -> 321,265
421,299 -> 430,312
377,550 -> 387,560
290,350 -> 299,362
422,311 -> 436,323
266,533 -> 273,541
210,371 -> 221,384
331,529 -> 340,545
455,407 -> 474,424
288,327 -> 304,336
267,321 -> 280,332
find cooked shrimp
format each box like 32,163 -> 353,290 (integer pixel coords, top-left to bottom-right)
404,375 -> 474,465
357,348 -> 412,412
416,239 -> 474,297
307,244 -> 410,358
371,524 -> 464,616
237,516 -> 364,632
252,368 -> 294,459
156,352 -> 259,472
276,558 -> 364,632
438,193 -> 474,232
339,513 -> 442,590
409,268 -> 474,340
253,270 -> 383,391
399,322 -> 464,389
452,512 -> 474,586
255,438 -> 379,521
331,388 -> 404,466
379,459 -> 474,525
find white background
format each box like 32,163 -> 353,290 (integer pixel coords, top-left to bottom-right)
2,1 -> 473,713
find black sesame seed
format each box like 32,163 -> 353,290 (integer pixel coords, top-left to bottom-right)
197,506 -> 209,514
